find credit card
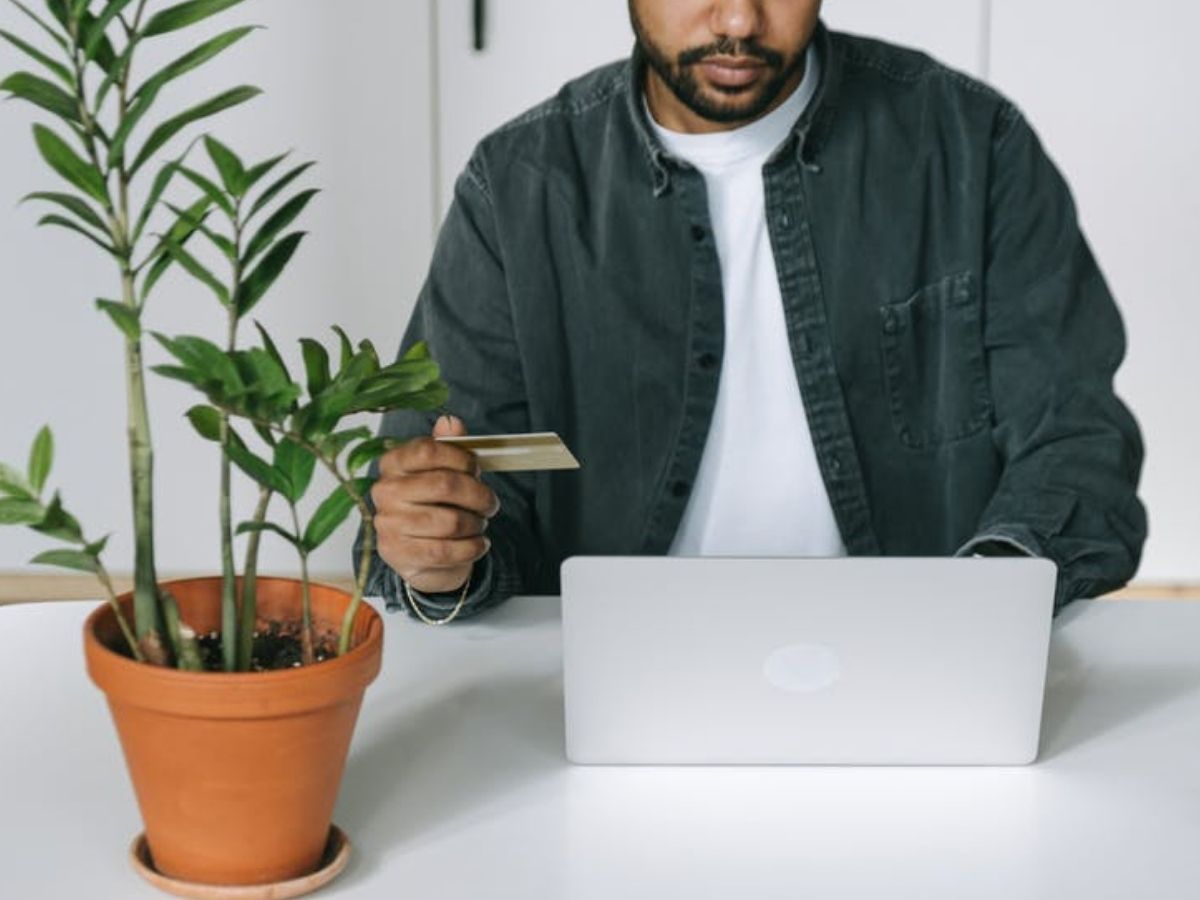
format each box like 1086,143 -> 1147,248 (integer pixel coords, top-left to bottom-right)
435,432 -> 581,472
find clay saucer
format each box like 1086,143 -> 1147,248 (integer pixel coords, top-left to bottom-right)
129,825 -> 351,899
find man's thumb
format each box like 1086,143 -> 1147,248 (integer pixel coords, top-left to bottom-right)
432,413 -> 467,438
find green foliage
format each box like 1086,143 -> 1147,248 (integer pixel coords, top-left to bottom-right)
27,425 -> 53,493
129,85 -> 261,176
0,28 -> 72,84
0,71 -> 80,123
143,0 -> 247,37
95,298 -> 141,339
31,124 -> 107,204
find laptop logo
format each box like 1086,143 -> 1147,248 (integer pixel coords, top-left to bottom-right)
763,643 -> 841,693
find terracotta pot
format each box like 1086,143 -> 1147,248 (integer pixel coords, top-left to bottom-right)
84,576 -> 383,886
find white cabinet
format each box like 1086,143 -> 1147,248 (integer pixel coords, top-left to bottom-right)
990,2 -> 1200,581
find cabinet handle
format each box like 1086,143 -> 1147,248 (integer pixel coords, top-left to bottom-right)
473,0 -> 485,51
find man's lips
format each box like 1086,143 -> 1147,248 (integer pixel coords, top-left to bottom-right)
695,56 -> 768,89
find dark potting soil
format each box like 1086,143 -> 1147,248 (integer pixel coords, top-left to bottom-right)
194,621 -> 338,672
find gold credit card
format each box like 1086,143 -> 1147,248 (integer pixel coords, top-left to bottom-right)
435,432 -> 581,472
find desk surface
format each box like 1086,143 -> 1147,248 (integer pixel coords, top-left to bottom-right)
2,597 -> 1199,899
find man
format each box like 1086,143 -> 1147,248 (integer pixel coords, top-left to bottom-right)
361,0 -> 1146,622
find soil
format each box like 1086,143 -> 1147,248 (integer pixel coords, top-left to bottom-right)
191,621 -> 339,671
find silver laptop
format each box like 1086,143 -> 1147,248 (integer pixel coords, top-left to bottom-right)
560,556 -> 1056,766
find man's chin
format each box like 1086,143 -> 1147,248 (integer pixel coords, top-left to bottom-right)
689,88 -> 773,124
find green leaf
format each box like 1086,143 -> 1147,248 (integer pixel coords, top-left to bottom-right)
0,29 -> 73,85
132,139 -> 199,244
302,483 -> 363,552
330,325 -> 354,371
37,213 -> 115,254
253,321 -> 290,381
0,497 -> 43,525
160,234 -> 230,306
7,1 -> 68,51
273,438 -> 315,502
30,547 -> 98,572
142,0 -> 246,37
30,492 -> 83,542
402,339 -> 433,362
319,426 -> 372,460
235,519 -> 298,547
225,440 -> 290,494
132,26 -> 255,103
92,30 -> 134,110
347,437 -> 396,474
129,85 -> 261,177
83,0 -> 136,62
164,200 -> 234,260
185,404 -> 223,441
241,150 -> 287,193
241,188 -> 317,266
27,425 -> 53,494
172,165 -> 234,218
246,160 -> 314,223
95,298 -> 140,339
140,196 -> 210,301
0,462 -> 34,499
235,230 -> 305,316
153,332 -> 241,395
32,123 -> 107,204
22,191 -> 106,232
43,0 -> 70,30
1,71 -> 80,123
203,134 -> 244,195
84,533 -> 110,556
299,337 -> 330,397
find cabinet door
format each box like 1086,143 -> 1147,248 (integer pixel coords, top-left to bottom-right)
435,1 -> 987,216
990,2 -> 1200,581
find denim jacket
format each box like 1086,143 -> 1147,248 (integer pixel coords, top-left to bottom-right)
360,23 -> 1147,617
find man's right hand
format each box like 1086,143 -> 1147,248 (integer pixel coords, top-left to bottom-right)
371,415 -> 499,594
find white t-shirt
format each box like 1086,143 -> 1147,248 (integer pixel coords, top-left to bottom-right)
649,48 -> 847,558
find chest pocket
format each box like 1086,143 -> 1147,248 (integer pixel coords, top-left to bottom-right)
879,271 -> 992,449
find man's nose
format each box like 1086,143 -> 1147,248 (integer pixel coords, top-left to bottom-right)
708,0 -> 763,42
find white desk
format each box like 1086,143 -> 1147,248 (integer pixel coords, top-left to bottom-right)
2,597 -> 1199,899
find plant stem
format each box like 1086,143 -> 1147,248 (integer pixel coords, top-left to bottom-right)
95,560 -> 143,662
238,486 -> 272,670
289,501 -> 315,665
217,215 -> 244,671
340,513 -> 375,656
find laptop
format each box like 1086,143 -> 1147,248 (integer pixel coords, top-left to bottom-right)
560,556 -> 1056,766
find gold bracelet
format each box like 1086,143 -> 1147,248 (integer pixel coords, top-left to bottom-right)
402,564 -> 473,626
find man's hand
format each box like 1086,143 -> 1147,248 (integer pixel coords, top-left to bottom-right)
371,415 -> 499,594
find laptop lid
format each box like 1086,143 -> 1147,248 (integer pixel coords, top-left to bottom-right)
561,557 -> 1056,765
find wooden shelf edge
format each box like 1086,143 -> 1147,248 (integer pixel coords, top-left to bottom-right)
1,571 -> 1197,606
0,572 -> 357,605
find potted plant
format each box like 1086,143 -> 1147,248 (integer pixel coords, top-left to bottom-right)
0,0 -> 445,891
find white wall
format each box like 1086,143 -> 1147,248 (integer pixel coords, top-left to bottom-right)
0,0 -> 434,577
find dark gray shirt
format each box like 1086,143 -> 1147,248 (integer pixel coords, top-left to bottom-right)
361,23 -> 1146,618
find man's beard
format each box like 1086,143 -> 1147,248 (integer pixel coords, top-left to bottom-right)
630,9 -> 806,124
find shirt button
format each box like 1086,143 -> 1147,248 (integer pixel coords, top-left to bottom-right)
829,454 -> 843,474
882,313 -> 899,335
697,352 -> 718,370
690,224 -> 707,242
779,212 -> 791,228
671,480 -> 690,498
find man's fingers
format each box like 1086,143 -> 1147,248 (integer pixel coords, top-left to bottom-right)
386,534 -> 491,571
376,503 -> 487,541
378,436 -> 479,478
371,469 -> 500,519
